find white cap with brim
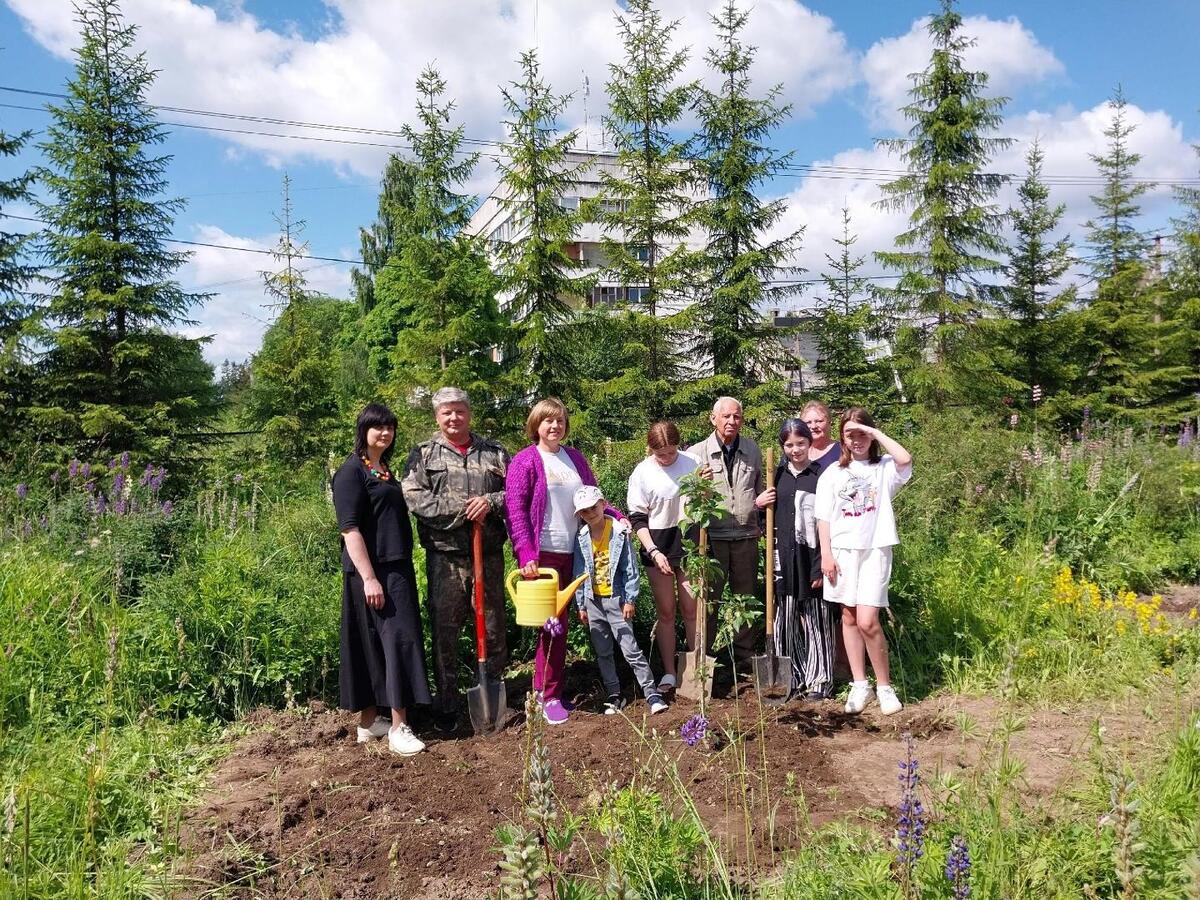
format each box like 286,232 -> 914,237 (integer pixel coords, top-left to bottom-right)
572,484 -> 605,514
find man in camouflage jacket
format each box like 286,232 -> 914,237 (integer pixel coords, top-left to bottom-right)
402,387 -> 511,733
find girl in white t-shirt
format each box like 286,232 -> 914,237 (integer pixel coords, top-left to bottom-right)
814,407 -> 912,716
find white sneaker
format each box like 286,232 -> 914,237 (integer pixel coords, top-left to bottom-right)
356,716 -> 390,743
844,683 -> 875,715
877,685 -> 903,716
387,723 -> 426,756
648,693 -> 669,714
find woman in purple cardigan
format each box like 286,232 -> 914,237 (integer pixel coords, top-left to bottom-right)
506,397 -> 623,725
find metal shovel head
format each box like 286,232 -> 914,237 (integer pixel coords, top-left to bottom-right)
467,669 -> 509,735
752,649 -> 795,705
675,649 -> 715,702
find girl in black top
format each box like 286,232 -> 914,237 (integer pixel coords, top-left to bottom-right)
332,403 -> 431,755
772,418 -> 839,700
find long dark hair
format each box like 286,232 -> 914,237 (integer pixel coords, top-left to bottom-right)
838,407 -> 882,467
354,403 -> 399,465
777,418 -> 813,446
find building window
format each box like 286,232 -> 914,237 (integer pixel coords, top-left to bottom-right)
630,245 -> 650,262
557,195 -> 579,210
626,286 -> 649,303
592,285 -> 625,305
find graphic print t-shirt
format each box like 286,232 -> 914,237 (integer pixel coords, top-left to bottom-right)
539,448 -> 583,553
590,518 -> 614,597
814,455 -> 912,549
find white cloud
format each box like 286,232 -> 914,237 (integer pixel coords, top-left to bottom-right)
861,14 -> 1063,132
179,224 -> 351,363
6,0 -> 858,179
770,99 -> 1194,305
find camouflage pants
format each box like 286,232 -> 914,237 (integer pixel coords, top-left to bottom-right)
425,547 -> 508,715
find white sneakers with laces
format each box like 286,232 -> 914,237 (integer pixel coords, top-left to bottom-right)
356,716 -> 391,743
877,684 -> 903,715
387,722 -> 426,756
844,683 -> 875,714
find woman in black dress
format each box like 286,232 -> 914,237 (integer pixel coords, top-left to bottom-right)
332,403 -> 432,755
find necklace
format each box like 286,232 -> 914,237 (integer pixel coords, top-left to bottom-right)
361,455 -> 391,481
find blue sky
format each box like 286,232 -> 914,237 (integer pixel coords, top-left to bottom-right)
2,0 -> 1198,363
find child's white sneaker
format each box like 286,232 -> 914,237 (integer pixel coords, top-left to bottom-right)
356,716 -> 390,743
877,684 -> 903,715
647,693 -> 669,714
387,723 -> 425,756
844,683 -> 875,715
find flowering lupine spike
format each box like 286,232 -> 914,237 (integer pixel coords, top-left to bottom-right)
680,714 -> 709,747
15,484 -> 27,501
945,835 -> 971,899
895,733 -> 928,888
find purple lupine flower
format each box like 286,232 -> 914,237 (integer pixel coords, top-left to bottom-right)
160,500 -> 174,516
120,451 -> 130,469
94,495 -> 107,515
108,457 -> 118,470
84,480 -> 96,495
15,483 -> 28,501
112,472 -> 125,497
80,463 -> 91,480
945,836 -> 971,899
21,519 -> 33,538
50,470 -> 60,485
233,473 -> 244,485
1180,423 -> 1194,449
542,616 -> 564,637
39,515 -> 49,531
113,499 -> 127,517
895,733 -> 927,873
680,714 -> 709,748
68,459 -> 80,479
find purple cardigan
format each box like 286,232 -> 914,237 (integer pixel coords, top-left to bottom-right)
505,444 -> 623,567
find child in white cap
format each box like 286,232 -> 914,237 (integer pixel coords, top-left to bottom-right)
571,484 -> 668,715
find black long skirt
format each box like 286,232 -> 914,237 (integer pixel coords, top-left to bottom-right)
340,561 -> 432,711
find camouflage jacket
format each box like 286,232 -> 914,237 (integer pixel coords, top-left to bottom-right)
401,432 -> 510,553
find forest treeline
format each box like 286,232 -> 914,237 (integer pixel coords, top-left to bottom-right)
1,0 -> 1198,474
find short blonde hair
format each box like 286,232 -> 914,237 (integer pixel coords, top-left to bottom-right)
525,397 -> 570,442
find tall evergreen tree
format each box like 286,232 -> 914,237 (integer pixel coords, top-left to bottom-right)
383,66 -> 508,423
350,155 -> 420,315
814,208 -> 888,411
32,0 -> 214,456
1084,88 -> 1153,280
494,50 -> 590,399
243,178 -> 353,466
875,0 -> 1011,407
993,141 -> 1077,411
593,0 -> 697,419
693,0 -> 802,389
0,120 -> 36,437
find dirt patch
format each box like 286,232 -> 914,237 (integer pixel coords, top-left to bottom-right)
1157,582 -> 1200,616
176,667 -> 1199,899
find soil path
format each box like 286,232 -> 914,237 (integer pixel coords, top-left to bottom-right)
176,663 -> 1199,900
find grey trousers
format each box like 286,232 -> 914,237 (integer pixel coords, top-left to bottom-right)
583,594 -> 657,698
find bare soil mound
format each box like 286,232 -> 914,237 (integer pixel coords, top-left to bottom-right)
176,665 -> 1198,899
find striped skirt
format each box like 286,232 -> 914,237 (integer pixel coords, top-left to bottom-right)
773,559 -> 839,697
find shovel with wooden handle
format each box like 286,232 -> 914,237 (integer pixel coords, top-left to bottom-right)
753,447 -> 795,704
676,527 -> 715,702
467,521 -> 510,735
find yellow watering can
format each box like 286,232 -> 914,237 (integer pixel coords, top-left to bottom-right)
506,568 -> 589,626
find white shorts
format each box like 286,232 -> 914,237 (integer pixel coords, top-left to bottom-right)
823,546 -> 893,608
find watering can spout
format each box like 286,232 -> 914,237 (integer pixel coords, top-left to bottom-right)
557,573 -> 589,616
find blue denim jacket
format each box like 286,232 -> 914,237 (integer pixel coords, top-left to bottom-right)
572,515 -> 641,610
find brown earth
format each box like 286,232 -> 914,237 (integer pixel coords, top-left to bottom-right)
175,659 -> 1200,900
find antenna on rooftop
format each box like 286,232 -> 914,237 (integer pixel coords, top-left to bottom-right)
583,72 -> 590,152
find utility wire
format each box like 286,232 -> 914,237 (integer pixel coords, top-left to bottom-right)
3,85 -> 1197,187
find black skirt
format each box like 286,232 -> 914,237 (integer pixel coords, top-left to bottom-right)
340,561 -> 432,711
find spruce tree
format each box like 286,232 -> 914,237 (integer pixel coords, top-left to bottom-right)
814,208 -> 887,411
350,155 -> 419,315
1077,89 -> 1160,420
592,0 -> 697,419
875,0 -> 1011,408
0,121 -> 36,437
1084,88 -> 1153,280
693,0 -> 802,389
243,177 -> 353,466
494,49 -> 590,399
383,66 -> 508,425
994,141 -> 1076,412
33,0 -> 214,456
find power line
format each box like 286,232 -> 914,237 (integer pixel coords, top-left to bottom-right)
4,84 -> 1198,187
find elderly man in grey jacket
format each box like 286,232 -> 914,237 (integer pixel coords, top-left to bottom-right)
402,387 -> 510,733
688,396 -> 772,671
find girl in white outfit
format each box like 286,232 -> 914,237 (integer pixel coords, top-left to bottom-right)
814,407 -> 913,716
